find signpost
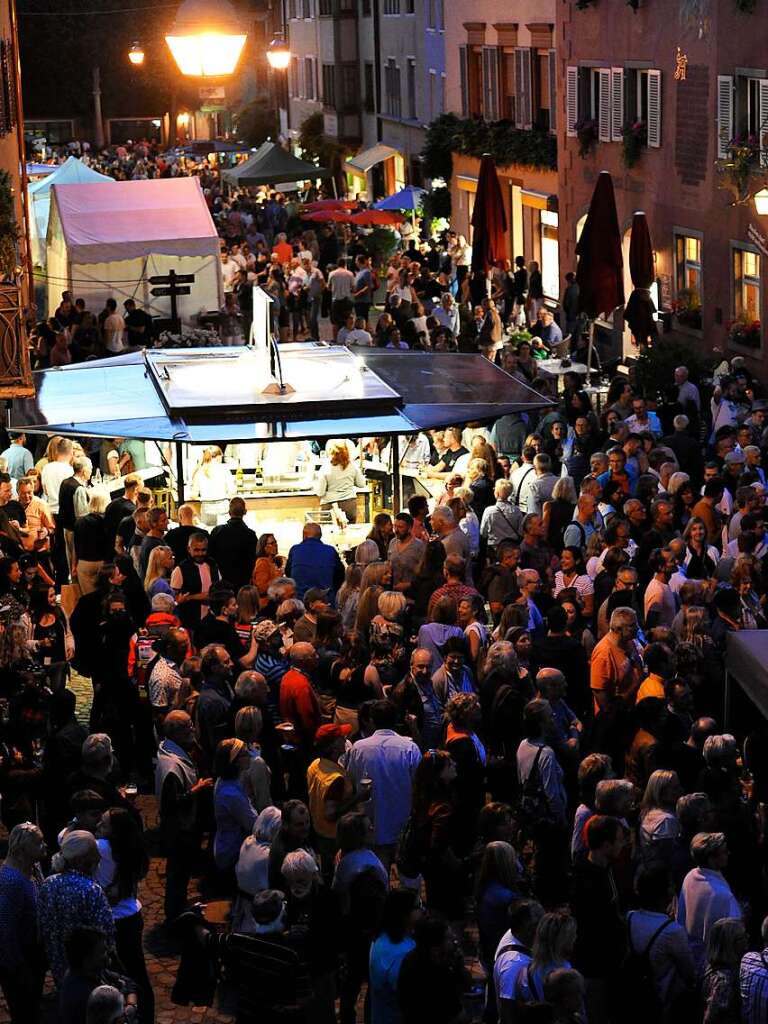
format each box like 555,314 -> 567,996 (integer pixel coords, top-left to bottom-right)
149,270 -> 195,333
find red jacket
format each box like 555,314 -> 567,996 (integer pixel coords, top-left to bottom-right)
279,668 -> 320,747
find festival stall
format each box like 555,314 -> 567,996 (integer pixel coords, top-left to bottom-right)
45,177 -> 223,326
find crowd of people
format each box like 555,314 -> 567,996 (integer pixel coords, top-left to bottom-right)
1,340 -> 768,1024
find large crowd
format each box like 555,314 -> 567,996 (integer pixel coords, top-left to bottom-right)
4,139 -> 768,1024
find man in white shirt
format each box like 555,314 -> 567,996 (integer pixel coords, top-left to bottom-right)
433,293 -> 460,337
41,437 -> 74,514
102,299 -> 126,354
522,453 -> 559,517
220,249 -> 240,293
344,317 -> 373,346
509,446 -> 537,512
494,900 -> 544,1014
327,258 -> 356,339
677,831 -> 741,972
674,365 -> 701,411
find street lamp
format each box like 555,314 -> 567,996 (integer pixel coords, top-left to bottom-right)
128,41 -> 145,66
266,36 -> 291,72
755,188 -> 768,216
165,0 -> 247,78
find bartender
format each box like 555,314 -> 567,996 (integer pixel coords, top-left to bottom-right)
191,445 -> 235,525
380,432 -> 431,501
316,441 -> 365,523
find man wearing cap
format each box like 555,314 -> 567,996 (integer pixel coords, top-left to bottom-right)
208,497 -> 258,592
293,588 -> 330,643
285,523 -> 345,603
721,450 -> 746,512
307,723 -> 369,879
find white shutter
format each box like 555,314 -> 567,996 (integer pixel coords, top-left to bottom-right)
598,67 -> 611,142
566,65 -> 578,136
459,45 -> 469,118
482,46 -> 499,121
717,74 -> 734,160
515,48 -> 532,129
647,69 -> 662,148
611,67 -> 624,141
548,49 -> 557,132
759,79 -> 768,167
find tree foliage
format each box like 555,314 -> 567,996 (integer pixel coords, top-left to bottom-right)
234,100 -> 278,148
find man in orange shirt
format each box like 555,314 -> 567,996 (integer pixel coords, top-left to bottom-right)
279,642 -> 321,750
271,232 -> 293,265
589,606 -> 644,714
691,479 -> 725,547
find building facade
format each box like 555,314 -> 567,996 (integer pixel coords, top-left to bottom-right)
557,0 -> 768,368
444,4 -> 559,299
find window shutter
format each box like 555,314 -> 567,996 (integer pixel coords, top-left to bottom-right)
598,67 -> 611,143
548,49 -> 557,132
566,65 -> 578,136
717,75 -> 734,160
482,46 -> 499,121
611,67 -> 624,141
759,79 -> 768,167
459,45 -> 469,118
515,48 -> 532,129
647,69 -> 662,148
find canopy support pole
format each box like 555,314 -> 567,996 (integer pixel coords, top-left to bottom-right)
175,441 -> 185,504
390,434 -> 401,514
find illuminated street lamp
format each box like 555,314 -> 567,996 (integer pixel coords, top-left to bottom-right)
165,0 -> 247,78
128,41 -> 145,66
266,35 -> 290,72
755,188 -> 768,217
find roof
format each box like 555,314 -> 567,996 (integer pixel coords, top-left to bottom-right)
49,177 -> 219,263
10,346 -> 555,444
29,156 -> 114,197
221,142 -> 329,187
345,144 -> 400,174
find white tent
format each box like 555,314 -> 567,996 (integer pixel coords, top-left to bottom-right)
28,156 -> 114,267
46,177 -> 223,327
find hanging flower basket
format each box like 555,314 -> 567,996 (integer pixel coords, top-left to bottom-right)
671,288 -> 702,330
621,121 -> 647,168
717,134 -> 763,204
576,119 -> 598,158
727,316 -> 761,348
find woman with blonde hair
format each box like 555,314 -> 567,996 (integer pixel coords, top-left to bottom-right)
316,441 -> 365,523
638,769 -> 683,870
144,544 -> 174,600
450,491 -> 480,561
354,584 -> 384,639
191,446 -> 235,526
466,456 -> 495,519
682,516 -> 719,580
476,840 -> 528,970
337,563 -> 363,632
702,917 -> 748,1023
527,912 -> 578,1001
235,585 -> 261,646
72,488 -> 112,594
234,706 -> 272,812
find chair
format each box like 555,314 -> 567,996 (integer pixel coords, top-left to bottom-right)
223,932 -> 313,1023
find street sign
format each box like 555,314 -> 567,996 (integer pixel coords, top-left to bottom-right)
148,274 -> 195,285
151,286 -> 191,297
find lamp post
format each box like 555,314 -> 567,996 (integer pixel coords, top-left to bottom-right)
128,41 -> 145,66
266,35 -> 290,72
165,0 -> 247,78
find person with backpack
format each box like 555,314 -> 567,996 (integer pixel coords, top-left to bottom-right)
624,866 -> 696,1024
493,898 -> 544,1023
516,699 -> 568,904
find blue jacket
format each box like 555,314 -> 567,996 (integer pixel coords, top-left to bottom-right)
285,537 -> 344,599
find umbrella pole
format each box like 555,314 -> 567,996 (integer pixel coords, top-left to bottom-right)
586,320 -> 595,387
390,433 -> 401,514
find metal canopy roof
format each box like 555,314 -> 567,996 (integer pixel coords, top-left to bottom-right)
10,346 -> 554,444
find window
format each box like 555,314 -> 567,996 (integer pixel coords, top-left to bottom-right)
304,57 -> 316,101
731,74 -> 768,165
567,66 -> 661,147
427,0 -> 435,28
404,0 -> 415,12
319,0 -> 332,12
364,62 -> 375,113
407,58 -> 417,119
339,65 -> 359,110
459,46 -> 484,119
287,0 -> 297,17
290,56 -> 300,97
322,64 -> 336,108
384,58 -> 402,117
302,0 -> 312,16
361,0 -> 371,14
429,70 -> 436,121
733,247 -> 761,322
675,234 -> 702,297
500,50 -> 516,120
383,0 -> 400,13
435,0 -> 443,29
440,73 -> 446,116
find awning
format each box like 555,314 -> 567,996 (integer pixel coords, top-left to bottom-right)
522,188 -> 558,212
725,631 -> 768,718
10,346 -> 555,444
345,144 -> 400,175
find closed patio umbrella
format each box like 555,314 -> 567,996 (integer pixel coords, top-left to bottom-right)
623,211 -> 658,347
470,153 -> 507,275
575,170 -> 624,379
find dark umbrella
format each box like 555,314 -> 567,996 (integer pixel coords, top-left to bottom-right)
470,153 -> 507,275
576,170 -> 624,318
623,211 -> 658,346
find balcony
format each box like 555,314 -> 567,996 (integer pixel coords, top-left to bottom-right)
0,283 -> 33,397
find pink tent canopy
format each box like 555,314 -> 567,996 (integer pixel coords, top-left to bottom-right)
49,177 -> 219,263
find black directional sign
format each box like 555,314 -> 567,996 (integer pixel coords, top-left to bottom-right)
150,286 -> 191,297
148,274 -> 195,285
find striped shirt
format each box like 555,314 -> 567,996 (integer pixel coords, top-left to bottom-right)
740,949 -> 768,1024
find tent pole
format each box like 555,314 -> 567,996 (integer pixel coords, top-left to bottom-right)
175,441 -> 185,504
586,320 -> 595,387
390,434 -> 401,514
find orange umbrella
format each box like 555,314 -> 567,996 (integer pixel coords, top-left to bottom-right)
348,209 -> 405,226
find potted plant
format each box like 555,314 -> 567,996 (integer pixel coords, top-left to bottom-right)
718,134 -> 761,204
727,316 -> 761,348
672,288 -> 702,330
575,118 -> 598,158
621,120 -> 647,168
